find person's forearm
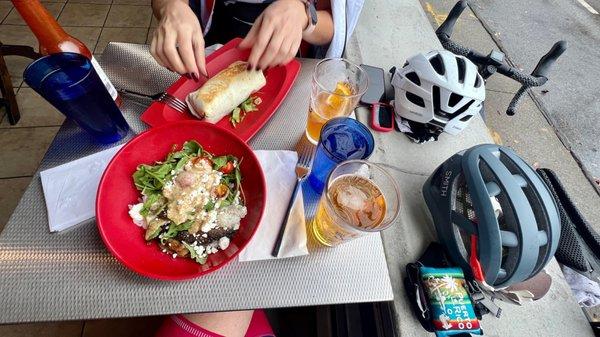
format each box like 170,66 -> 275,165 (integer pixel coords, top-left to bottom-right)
303,10 -> 334,46
151,0 -> 187,19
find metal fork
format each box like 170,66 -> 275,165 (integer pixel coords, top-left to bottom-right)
117,88 -> 190,114
271,140 -> 315,257
156,92 -> 190,114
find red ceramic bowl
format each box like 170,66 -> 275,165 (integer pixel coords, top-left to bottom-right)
96,120 -> 266,280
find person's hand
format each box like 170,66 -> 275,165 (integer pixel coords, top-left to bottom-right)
150,1 -> 207,79
239,0 -> 308,70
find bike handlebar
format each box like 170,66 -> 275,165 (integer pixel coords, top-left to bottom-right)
532,40 -> 567,79
436,0 -> 468,39
435,1 -> 567,115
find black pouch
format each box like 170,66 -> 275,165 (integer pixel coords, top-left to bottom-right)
404,262 -> 435,332
403,242 -> 451,332
403,242 -> 489,335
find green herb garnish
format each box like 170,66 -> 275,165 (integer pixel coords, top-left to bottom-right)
229,95 -> 261,127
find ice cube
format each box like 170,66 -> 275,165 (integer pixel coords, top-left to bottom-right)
336,185 -> 368,211
356,164 -> 370,178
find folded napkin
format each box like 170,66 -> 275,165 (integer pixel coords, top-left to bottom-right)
40,147 -> 308,260
238,150 -> 308,261
41,145 -> 124,232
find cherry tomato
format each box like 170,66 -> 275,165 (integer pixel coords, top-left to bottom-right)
219,161 -> 234,174
214,184 -> 229,198
192,156 -> 213,167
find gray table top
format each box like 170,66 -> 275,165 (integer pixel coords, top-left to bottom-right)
0,44 -> 393,324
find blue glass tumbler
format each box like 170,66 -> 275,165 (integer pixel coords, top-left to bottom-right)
307,117 -> 375,193
23,52 -> 129,144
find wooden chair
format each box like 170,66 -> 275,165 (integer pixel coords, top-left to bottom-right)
0,41 -> 41,125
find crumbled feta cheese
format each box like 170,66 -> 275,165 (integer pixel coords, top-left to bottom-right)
193,245 -> 205,256
201,210 -> 218,232
219,237 -> 230,250
128,203 -> 146,228
202,233 -> 208,238
172,253 -> 177,258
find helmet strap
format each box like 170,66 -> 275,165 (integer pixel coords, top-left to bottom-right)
397,118 -> 443,144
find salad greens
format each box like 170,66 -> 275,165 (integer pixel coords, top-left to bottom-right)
182,241 -> 208,264
131,140 -> 244,265
230,96 -> 262,127
133,140 -> 211,218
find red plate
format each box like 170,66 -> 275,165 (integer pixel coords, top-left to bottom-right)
96,120 -> 266,280
140,38 -> 302,142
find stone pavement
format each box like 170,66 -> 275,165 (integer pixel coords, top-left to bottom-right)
347,0 -> 595,335
420,0 -> 600,324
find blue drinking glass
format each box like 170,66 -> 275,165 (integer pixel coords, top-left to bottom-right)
307,117 -> 375,193
23,52 -> 129,144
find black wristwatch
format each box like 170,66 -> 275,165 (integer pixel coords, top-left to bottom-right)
300,0 -> 318,37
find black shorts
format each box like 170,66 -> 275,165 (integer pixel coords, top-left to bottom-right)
204,1 -> 273,46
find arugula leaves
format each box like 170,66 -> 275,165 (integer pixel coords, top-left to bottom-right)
212,156 -> 228,170
133,140 -> 205,196
158,220 -> 193,244
140,193 -> 163,216
204,200 -> 215,212
182,242 -> 208,264
145,223 -> 163,241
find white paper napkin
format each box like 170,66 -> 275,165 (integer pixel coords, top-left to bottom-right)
40,145 -> 124,232
238,150 -> 308,261
40,147 -> 309,260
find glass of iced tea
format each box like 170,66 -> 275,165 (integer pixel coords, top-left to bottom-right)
311,160 -> 401,247
305,58 -> 368,144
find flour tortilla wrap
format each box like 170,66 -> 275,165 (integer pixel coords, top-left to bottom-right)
186,61 -> 266,123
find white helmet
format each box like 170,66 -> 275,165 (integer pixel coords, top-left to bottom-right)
392,50 -> 485,135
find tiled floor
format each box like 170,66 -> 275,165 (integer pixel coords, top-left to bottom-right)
0,0 -> 161,335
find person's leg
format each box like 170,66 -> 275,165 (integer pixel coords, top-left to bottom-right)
184,311 -> 253,337
155,310 -> 276,337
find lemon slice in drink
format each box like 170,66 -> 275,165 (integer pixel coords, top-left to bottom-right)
326,82 -> 353,111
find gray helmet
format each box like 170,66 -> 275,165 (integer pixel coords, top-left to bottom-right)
422,144 -> 560,288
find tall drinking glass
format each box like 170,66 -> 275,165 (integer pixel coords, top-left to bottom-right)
23,52 -> 129,144
305,58 -> 368,144
311,160 -> 401,247
307,117 -> 374,193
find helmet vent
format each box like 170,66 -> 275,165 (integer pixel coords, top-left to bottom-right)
404,71 -> 421,86
479,160 -> 520,285
432,85 -> 441,114
452,175 -> 474,258
449,93 -> 463,107
474,75 -> 482,88
459,115 -> 473,122
406,92 -> 425,107
453,99 -> 475,117
497,151 -> 553,277
456,57 -> 466,83
429,54 -> 445,75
